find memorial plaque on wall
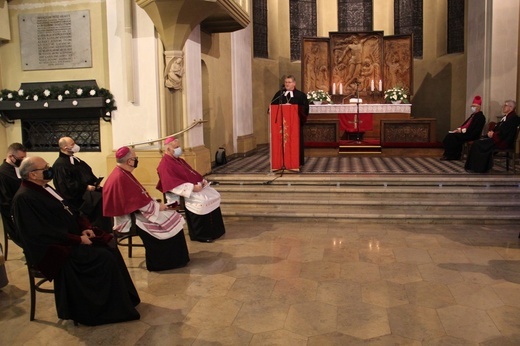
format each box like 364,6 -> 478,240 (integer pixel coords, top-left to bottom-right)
19,11 -> 92,70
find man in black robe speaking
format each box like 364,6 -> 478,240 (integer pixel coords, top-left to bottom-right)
271,75 -> 310,166
12,156 -> 140,325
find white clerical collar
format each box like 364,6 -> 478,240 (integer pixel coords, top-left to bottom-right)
44,185 -> 64,201
69,156 -> 81,165
14,166 -> 21,179
284,90 -> 294,98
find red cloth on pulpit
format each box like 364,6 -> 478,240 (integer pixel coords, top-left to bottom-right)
270,105 -> 300,170
339,113 -> 373,132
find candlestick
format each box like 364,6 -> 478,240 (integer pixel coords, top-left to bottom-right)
371,80 -> 375,92
339,83 -> 343,95
379,80 -> 382,92
332,83 -> 336,95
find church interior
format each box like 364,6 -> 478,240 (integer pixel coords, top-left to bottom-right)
1,0 -> 520,344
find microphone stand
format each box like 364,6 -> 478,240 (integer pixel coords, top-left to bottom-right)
354,82 -> 362,143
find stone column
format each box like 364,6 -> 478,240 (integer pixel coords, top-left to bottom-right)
231,24 -> 256,154
184,26 -> 211,173
467,0 -> 519,121
163,50 -> 184,135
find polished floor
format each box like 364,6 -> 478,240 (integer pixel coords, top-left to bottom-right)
1,220 -> 520,345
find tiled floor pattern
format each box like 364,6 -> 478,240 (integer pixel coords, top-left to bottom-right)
211,147 -> 517,175
1,220 -> 520,345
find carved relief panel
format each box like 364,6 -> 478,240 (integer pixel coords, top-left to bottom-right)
301,38 -> 330,94
329,32 -> 383,97
383,35 -> 413,94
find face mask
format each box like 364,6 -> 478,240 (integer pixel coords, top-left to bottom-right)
11,157 -> 23,167
42,167 -> 54,180
70,144 -> 80,153
173,147 -> 183,158
471,106 -> 477,113
131,158 -> 139,168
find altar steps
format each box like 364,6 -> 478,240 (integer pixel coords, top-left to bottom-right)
207,174 -> 520,224
339,139 -> 381,154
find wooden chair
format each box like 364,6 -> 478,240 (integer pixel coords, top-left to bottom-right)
26,263 -> 54,321
113,213 -> 144,258
493,126 -> 520,174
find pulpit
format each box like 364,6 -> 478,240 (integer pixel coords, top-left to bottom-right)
270,105 -> 300,171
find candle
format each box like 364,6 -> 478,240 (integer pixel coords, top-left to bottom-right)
379,80 -> 382,91
371,80 -> 375,92
339,83 -> 343,95
332,83 -> 336,95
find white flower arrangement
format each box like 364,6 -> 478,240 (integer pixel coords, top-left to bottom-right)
384,86 -> 409,103
307,89 -> 332,103
0,85 -> 116,114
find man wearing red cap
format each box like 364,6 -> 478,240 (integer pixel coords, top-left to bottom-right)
156,137 -> 225,242
441,95 -> 486,160
103,146 -> 189,271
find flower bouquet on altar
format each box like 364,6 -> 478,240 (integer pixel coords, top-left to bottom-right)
307,90 -> 332,105
384,86 -> 409,104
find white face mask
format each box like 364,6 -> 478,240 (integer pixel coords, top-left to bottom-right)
470,106 -> 477,113
173,147 -> 183,157
70,144 -> 80,153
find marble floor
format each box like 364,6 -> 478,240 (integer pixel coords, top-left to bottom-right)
1,220 -> 520,345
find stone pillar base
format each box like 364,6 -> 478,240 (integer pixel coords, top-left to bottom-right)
237,134 -> 257,155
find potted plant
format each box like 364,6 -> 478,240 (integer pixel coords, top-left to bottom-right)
306,89 -> 332,105
384,86 -> 409,104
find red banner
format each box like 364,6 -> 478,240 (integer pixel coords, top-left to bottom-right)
270,105 -> 300,170
339,113 -> 373,132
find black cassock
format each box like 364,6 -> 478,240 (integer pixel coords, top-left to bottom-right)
52,152 -> 111,231
12,181 -> 140,325
0,160 -> 23,246
465,112 -> 519,173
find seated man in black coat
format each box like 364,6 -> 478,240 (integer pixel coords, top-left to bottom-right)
441,95 -> 486,160
465,100 -> 519,173
0,143 -> 27,247
12,156 -> 140,325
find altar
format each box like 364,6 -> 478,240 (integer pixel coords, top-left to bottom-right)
304,103 -> 412,147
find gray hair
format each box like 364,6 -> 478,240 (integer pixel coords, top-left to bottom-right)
19,156 -> 37,180
505,100 -> 516,109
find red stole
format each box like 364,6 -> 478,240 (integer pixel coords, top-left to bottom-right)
156,154 -> 203,193
102,166 -> 152,216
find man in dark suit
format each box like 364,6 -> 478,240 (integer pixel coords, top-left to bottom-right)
441,95 -> 486,160
0,142 -> 27,248
465,100 -> 519,173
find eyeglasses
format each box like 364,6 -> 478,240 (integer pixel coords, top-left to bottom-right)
31,165 -> 50,172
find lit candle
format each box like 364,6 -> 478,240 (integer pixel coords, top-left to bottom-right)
332,83 -> 336,95
339,83 -> 343,95
379,80 -> 382,91
371,80 -> 375,92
